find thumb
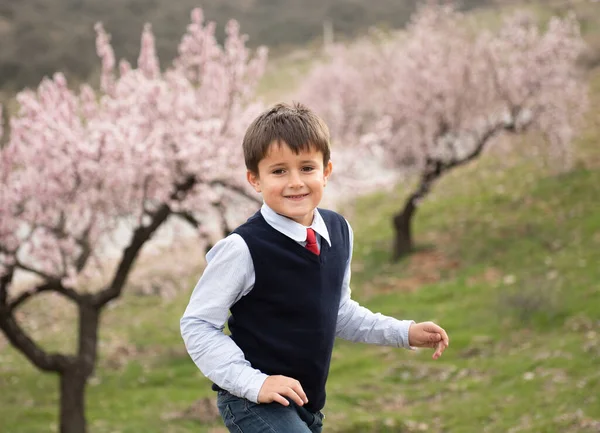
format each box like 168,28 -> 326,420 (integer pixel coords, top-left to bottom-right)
428,332 -> 442,345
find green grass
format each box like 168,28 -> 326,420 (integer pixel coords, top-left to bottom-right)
332,163 -> 600,432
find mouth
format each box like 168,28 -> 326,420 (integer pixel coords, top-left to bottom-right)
285,193 -> 309,200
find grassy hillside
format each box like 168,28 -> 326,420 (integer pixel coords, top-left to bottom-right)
1,65 -> 598,433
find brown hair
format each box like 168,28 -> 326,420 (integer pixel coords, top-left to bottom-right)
242,102 -> 331,174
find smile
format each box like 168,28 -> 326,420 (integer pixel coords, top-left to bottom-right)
285,193 -> 309,200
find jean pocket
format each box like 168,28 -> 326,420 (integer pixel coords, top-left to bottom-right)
308,410 -> 324,430
220,403 -> 239,430
218,394 -> 248,429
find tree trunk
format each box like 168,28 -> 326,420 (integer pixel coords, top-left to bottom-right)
59,302 -> 100,433
59,366 -> 88,433
389,125 -> 506,261
392,195 -> 417,260
391,158 -> 445,261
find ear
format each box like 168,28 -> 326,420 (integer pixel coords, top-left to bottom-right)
247,170 -> 262,193
323,160 -> 333,187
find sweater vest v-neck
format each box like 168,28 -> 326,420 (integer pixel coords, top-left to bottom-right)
229,209 -> 349,412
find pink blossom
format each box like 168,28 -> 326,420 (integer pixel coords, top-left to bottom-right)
297,5 -> 587,188
1,9 -> 267,285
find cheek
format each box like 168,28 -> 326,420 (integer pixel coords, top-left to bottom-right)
264,182 -> 283,195
310,177 -> 326,189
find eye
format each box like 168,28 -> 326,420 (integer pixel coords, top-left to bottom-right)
301,166 -> 315,172
272,169 -> 285,175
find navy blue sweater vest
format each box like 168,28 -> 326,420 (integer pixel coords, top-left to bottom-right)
228,209 -> 349,412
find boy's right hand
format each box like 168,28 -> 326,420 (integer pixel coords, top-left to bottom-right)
257,375 -> 308,407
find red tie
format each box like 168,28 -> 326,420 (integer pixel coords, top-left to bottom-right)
305,228 -> 320,255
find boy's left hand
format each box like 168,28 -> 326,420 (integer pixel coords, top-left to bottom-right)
408,321 -> 449,360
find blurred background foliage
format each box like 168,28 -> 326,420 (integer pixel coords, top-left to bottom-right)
0,0 -> 499,92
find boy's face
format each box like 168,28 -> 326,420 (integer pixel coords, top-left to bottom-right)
247,141 -> 332,226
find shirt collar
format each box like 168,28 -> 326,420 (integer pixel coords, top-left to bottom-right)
260,203 -> 332,247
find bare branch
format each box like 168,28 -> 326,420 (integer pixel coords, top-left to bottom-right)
0,261 -> 74,372
213,200 -> 233,236
92,175 -> 197,307
0,266 -> 14,306
209,180 -> 261,204
74,235 -> 93,273
445,123 -> 506,171
35,211 -> 68,240
73,217 -> 96,273
58,241 -> 69,278
15,258 -> 59,283
139,174 -> 153,224
0,306 -> 73,372
411,121 -> 507,206
172,210 -> 200,228
8,279 -> 81,313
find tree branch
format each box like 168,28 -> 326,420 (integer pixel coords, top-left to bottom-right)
15,258 -> 59,283
411,121 -> 507,207
0,306 -> 74,372
213,200 -> 233,237
0,266 -> 14,306
91,175 -> 197,307
445,122 -> 506,172
209,180 -> 261,204
0,264 -> 74,371
8,279 -> 81,313
172,210 -> 200,228
74,223 -> 94,273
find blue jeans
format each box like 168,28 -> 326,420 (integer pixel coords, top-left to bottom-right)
217,390 -> 324,433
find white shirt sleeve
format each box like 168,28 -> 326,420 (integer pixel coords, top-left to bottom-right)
179,234 -> 268,402
335,220 -> 414,348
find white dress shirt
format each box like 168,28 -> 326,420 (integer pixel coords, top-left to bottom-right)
180,204 -> 413,403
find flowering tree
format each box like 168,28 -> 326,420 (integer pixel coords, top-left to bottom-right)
297,4 -> 588,259
0,9 -> 266,433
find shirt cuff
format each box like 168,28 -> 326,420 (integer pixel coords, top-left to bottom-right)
400,320 -> 416,350
241,372 -> 269,403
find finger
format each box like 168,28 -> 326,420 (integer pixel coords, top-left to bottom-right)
290,381 -> 309,404
281,387 -> 305,406
271,393 -> 290,406
425,323 -> 449,346
429,332 -> 442,343
434,336 -> 450,359
439,328 -> 450,346
432,342 -> 444,359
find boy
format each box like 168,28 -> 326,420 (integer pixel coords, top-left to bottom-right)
180,102 -> 449,433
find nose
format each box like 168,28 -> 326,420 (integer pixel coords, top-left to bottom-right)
288,170 -> 303,188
